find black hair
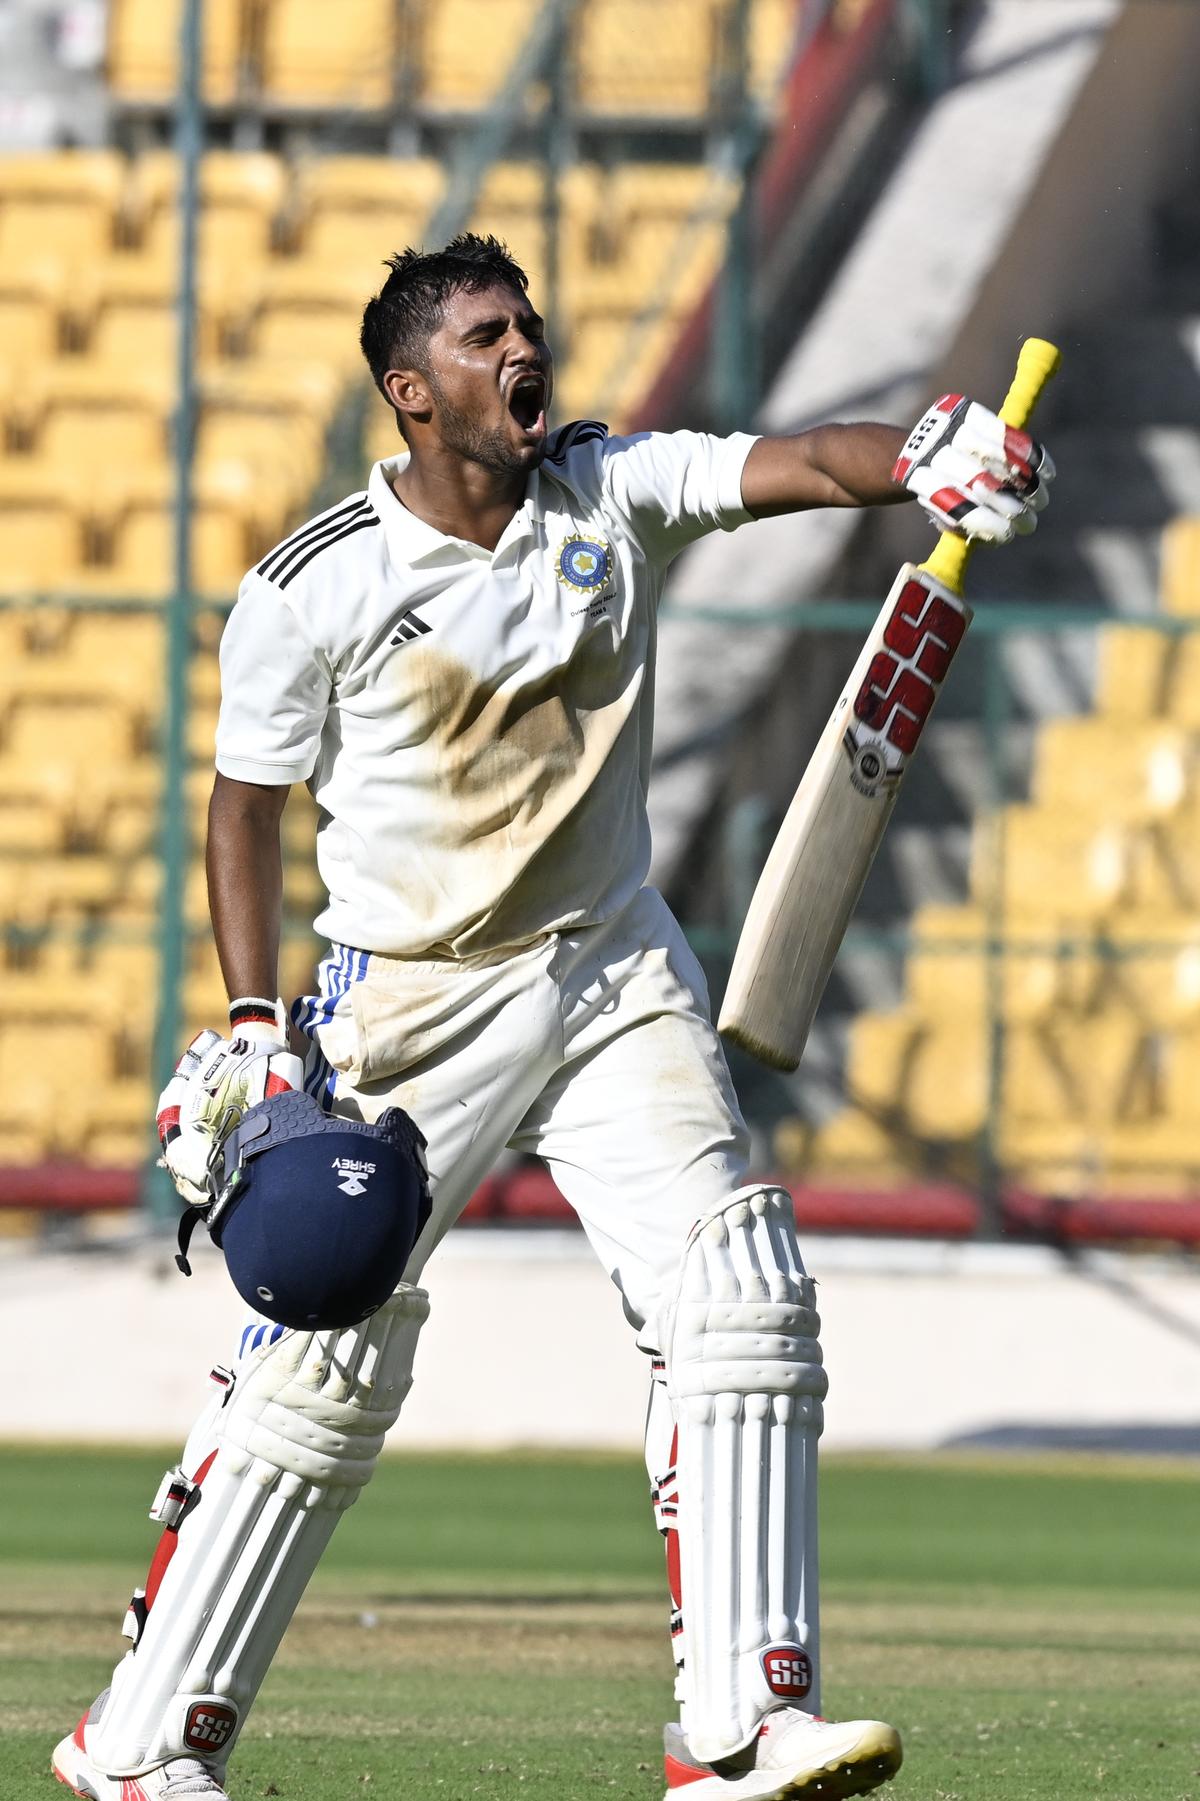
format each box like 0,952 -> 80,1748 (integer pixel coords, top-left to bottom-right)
359,233 -> 530,406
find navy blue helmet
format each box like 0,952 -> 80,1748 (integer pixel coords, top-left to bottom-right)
176,1090 -> 431,1330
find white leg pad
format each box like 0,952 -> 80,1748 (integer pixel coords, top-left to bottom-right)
87,1286 -> 429,1779
660,1187 -> 826,1765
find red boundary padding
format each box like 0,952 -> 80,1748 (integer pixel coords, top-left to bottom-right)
8,1161 -> 1200,1246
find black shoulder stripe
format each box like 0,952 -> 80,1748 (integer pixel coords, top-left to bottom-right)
257,493 -> 370,581
266,499 -> 376,587
275,512 -> 380,589
545,418 -> 608,467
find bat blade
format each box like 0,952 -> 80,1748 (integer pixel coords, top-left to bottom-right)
718,563 -> 971,1072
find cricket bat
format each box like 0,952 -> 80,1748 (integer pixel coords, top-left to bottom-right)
718,336 -> 1062,1072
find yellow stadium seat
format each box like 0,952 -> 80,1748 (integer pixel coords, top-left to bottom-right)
36,399 -> 166,489
297,154 -> 441,237
1094,623 -> 1168,718
128,150 -> 288,238
0,296 -> 58,382
419,0 -> 537,108
1162,630 -> 1200,729
106,0 -> 243,103
1155,1027 -> 1200,1126
1095,910 -> 1200,1028
0,502 -> 86,594
904,903 -> 1067,1024
197,404 -> 324,514
88,299 -> 178,366
261,0 -> 394,106
0,799 -> 67,853
1161,516 -> 1200,615
749,0 -> 798,101
972,805 -> 1131,922
83,504 -> 249,601
251,300 -> 362,372
576,0 -> 717,115
842,1009 -> 920,1119
1032,716 -> 1189,822
1049,1013 -> 1154,1128
0,149 -> 126,210
0,699 -> 135,797
1128,808 -> 1200,913
0,194 -> 114,262
804,1108 -> 919,1180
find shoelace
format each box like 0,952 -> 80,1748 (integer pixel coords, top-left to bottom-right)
160,1760 -> 223,1797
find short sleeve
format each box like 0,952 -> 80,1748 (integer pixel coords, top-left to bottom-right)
600,429 -> 758,567
214,571 -> 332,784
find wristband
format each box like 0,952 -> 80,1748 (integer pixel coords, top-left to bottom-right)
228,997 -> 279,1033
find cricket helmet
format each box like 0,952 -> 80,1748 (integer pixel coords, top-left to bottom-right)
177,1089 -> 431,1330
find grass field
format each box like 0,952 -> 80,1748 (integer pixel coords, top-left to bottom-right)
3,1448 -> 1199,1801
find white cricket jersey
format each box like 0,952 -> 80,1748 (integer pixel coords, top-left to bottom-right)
215,421 -> 757,959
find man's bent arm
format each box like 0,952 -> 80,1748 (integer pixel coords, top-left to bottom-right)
207,772 -> 290,1003
739,424 -> 910,518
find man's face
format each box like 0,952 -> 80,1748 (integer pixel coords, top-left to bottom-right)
421,282 -> 554,475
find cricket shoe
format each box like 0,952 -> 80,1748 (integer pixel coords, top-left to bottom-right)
663,1708 -> 903,1801
52,1694 -> 228,1800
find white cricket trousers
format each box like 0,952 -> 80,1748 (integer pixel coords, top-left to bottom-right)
296,884 -> 753,1337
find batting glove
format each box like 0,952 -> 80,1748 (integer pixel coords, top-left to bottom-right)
894,393 -> 1055,543
156,999 -> 303,1209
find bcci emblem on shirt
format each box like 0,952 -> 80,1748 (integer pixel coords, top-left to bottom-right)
557,534 -> 611,594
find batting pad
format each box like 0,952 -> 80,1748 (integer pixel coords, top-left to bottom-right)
661,1187 -> 826,1763
87,1288 -> 428,1779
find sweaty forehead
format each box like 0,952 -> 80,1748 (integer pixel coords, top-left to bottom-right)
437,281 -> 538,340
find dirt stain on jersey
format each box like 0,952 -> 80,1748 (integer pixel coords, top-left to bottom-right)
401,632 -> 632,847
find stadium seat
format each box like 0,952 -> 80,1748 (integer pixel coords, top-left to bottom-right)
972,805 -> 1131,922
1032,717 -> 1189,822
251,300 -> 362,373
1161,516 -> 1200,615
1095,911 -> 1200,1028
1127,809 -> 1200,913
419,0 -> 538,109
296,153 -> 441,245
0,799 -> 67,854
749,0 -> 798,100
127,149 -> 288,241
0,503 -> 87,595
904,903 -> 1066,1024
106,0 -> 243,104
1094,624 -> 1168,718
81,502 -> 246,601
575,0 -> 716,115
1049,1013 -> 1154,1129
1162,630 -> 1200,729
0,297 -> 59,390
260,0 -> 394,107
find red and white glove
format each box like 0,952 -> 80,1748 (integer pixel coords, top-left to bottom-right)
893,393 -> 1055,543
156,998 -> 303,1208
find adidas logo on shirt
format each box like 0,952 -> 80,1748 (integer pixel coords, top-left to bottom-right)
390,611 -> 432,648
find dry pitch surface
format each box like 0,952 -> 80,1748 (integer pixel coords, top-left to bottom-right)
2,1448 -> 1198,1800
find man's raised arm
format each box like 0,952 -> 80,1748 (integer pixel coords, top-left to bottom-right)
740,393 -> 1053,543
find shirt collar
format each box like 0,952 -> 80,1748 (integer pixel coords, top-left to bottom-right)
369,455 -> 544,572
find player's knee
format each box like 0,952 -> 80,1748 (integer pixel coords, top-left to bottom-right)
662,1186 -> 827,1414
222,1285 -> 430,1488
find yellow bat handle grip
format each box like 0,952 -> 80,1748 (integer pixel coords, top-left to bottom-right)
920,335 -> 1062,596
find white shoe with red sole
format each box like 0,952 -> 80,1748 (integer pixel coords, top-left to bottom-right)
52,1699 -> 228,1800
663,1708 -> 903,1800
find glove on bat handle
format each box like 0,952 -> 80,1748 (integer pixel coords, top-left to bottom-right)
921,335 -> 1062,597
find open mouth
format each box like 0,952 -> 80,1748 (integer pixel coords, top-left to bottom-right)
507,373 -> 547,439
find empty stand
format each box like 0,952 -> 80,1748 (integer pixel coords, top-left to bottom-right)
106,0 -> 244,105
260,0 -> 395,107
576,0 -> 716,115
419,0 -> 538,110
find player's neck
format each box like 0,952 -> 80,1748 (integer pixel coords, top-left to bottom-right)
391,449 -> 527,553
